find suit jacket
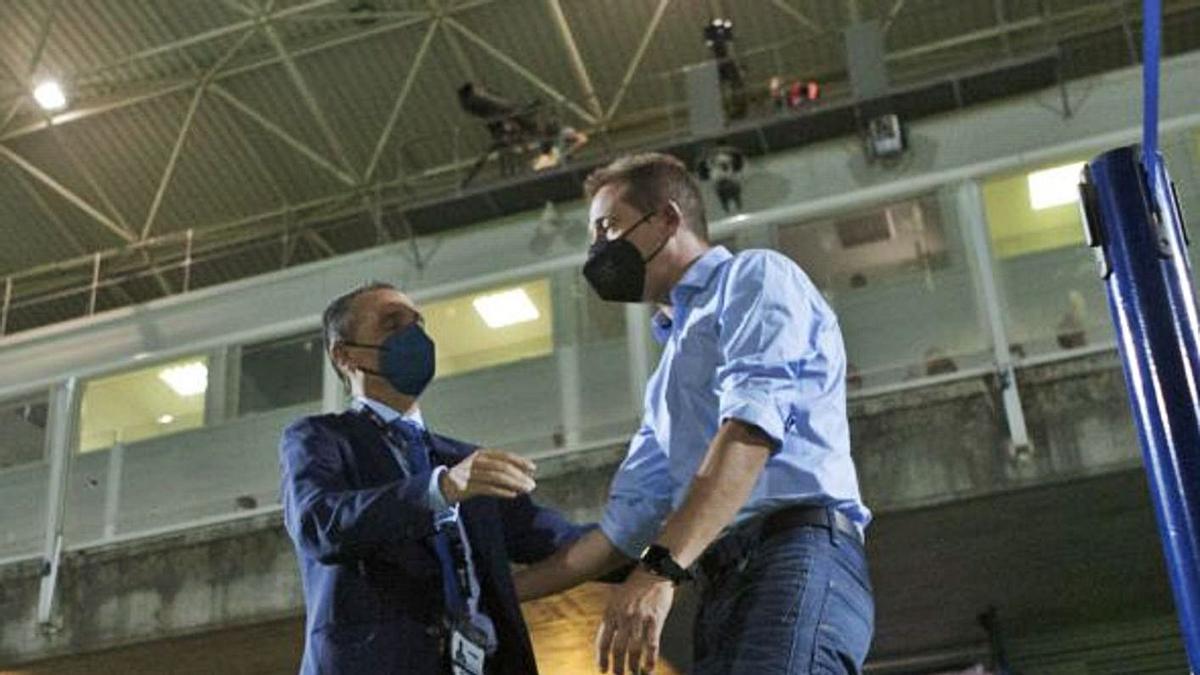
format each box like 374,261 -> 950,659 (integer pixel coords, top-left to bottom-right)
279,409 -> 584,674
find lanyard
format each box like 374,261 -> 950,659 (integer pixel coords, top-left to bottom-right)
356,403 -> 420,476
355,405 -> 474,620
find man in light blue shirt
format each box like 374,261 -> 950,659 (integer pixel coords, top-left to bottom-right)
515,154 -> 874,675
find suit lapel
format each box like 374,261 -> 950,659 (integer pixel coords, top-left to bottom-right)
346,408 -> 421,478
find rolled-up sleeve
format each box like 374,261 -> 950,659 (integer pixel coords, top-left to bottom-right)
599,423 -> 676,558
715,252 -> 816,449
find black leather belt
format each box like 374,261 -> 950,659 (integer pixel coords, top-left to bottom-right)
697,504 -> 863,583
763,503 -> 862,544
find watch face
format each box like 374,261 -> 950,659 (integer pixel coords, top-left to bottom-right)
641,544 -> 668,565
640,544 -> 686,583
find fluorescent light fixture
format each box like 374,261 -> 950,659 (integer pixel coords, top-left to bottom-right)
472,288 -> 540,328
33,80 -> 67,111
1028,161 -> 1086,210
156,414 -> 175,425
158,362 -> 208,396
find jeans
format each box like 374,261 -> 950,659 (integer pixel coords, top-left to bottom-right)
692,522 -> 874,674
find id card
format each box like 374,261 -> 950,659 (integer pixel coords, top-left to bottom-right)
450,622 -> 487,675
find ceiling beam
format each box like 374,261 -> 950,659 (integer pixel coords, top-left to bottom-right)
881,0 -> 910,33
1,0 -> 1181,299
366,19 -> 439,182
768,0 -> 823,34
304,230 -> 336,257
888,15 -> 1043,61
12,171 -> 89,254
444,17 -> 598,125
0,143 -> 135,243
140,85 -> 206,240
214,95 -> 290,208
209,85 -> 358,186
43,125 -> 174,294
80,0 -> 340,81
0,0 -> 58,129
9,168 -> 138,305
48,130 -> 136,237
439,21 -> 481,83
27,0 -> 62,79
275,10 -> 430,22
141,28 -> 256,240
0,12 -> 436,143
0,99 -> 25,135
218,0 -> 257,17
262,21 -> 360,182
544,0 -> 604,120
604,0 -> 672,122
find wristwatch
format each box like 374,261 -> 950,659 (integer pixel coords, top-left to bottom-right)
638,544 -> 695,585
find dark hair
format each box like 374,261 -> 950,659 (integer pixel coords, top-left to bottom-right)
583,152 -> 708,239
322,281 -> 397,382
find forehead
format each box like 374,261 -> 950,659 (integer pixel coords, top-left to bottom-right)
350,288 -> 417,319
588,183 -> 635,222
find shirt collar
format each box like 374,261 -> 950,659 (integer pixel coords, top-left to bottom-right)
651,246 -> 732,344
355,396 -> 425,429
669,246 -> 732,305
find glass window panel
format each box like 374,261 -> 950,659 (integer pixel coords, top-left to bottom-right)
0,392 -> 48,470
237,332 -> 323,417
423,278 -> 554,378
78,355 -> 209,452
982,159 -> 1114,358
777,192 -> 989,388
420,277 -> 574,453
0,391 -> 49,558
983,158 -> 1088,259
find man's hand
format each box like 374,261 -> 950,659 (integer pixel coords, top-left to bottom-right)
439,449 -> 536,504
595,568 -> 675,675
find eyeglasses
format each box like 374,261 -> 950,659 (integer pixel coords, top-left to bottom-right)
590,210 -> 656,242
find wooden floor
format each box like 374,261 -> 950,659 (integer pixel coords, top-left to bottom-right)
523,582 -> 687,675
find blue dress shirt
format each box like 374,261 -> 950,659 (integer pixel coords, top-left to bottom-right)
599,246 -> 871,558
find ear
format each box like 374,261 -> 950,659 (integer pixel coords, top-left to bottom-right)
329,343 -> 353,380
661,200 -> 685,235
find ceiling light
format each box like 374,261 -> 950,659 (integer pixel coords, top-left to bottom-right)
472,288 -> 540,328
156,414 -> 175,425
158,362 -> 208,396
33,80 -> 67,111
1028,161 -> 1086,210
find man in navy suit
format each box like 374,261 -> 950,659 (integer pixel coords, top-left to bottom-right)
280,281 -> 585,674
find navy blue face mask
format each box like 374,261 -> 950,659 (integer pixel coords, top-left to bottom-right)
342,323 -> 437,397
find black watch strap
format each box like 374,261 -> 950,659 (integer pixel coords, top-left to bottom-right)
639,544 -> 695,584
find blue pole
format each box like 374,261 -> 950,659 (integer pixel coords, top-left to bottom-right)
1082,146 -> 1200,669
1081,1 -> 1200,667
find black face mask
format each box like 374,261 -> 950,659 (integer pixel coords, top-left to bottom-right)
583,211 -> 670,303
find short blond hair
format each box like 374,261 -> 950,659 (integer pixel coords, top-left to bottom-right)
583,153 -> 708,239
